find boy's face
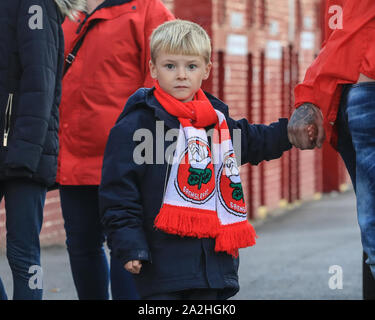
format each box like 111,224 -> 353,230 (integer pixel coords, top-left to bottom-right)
149,51 -> 212,103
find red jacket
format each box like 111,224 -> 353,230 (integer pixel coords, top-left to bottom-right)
294,0 -> 375,147
57,0 -> 174,185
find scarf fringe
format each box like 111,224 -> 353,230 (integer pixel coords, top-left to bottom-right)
215,221 -> 258,257
154,204 -> 220,238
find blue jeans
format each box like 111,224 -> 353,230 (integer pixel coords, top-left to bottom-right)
59,185 -> 139,300
0,179 -> 46,300
337,82 -> 375,278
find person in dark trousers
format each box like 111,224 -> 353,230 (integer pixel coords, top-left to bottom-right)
0,0 -> 85,300
58,0 -> 174,299
99,20 -> 293,300
288,0 -> 375,299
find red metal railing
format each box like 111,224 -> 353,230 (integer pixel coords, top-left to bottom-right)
247,52 -> 254,219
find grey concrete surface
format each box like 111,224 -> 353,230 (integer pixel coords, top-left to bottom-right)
0,190 -> 363,300
0,245 -> 78,300
234,190 -> 362,300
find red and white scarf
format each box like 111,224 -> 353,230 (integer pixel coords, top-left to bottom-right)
154,82 -> 257,257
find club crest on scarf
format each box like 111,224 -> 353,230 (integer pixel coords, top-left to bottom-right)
175,137 -> 215,204
217,151 -> 247,217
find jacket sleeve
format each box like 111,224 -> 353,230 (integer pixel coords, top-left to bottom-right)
227,117 -> 292,166
294,0 -> 375,118
141,0 -> 175,88
5,0 -> 59,173
99,112 -> 150,266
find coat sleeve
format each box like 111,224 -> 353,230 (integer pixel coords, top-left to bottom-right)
99,112 -> 151,266
294,0 -> 375,117
5,0 -> 59,173
227,117 -> 292,166
141,0 -> 175,88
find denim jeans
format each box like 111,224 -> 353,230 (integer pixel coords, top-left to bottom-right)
59,185 -> 139,300
337,82 -> 375,278
0,179 -> 46,300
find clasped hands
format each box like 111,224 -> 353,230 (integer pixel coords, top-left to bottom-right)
123,103 -> 325,275
288,102 -> 326,150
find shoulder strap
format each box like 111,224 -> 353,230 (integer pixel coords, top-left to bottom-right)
63,20 -> 99,77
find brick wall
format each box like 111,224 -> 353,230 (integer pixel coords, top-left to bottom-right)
0,190 -> 66,249
0,0 -> 350,249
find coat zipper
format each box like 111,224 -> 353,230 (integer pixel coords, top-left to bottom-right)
161,154 -> 172,208
3,93 -> 14,147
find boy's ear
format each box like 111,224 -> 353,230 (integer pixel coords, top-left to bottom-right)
149,60 -> 157,79
203,61 -> 212,80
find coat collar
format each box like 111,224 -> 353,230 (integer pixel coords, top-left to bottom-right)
119,88 -> 229,130
74,0 -> 133,33
87,0 -> 133,21
145,88 -> 181,129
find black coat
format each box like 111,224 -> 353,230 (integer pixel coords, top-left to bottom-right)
99,88 -> 292,299
0,0 -> 65,186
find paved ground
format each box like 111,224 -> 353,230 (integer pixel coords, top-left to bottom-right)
234,190 -> 362,300
0,190 -> 363,300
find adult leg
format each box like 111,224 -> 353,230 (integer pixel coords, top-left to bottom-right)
346,83 -> 375,278
0,280 -> 7,300
363,251 -> 375,299
336,85 -> 356,190
59,185 -> 109,300
4,179 -> 46,300
0,187 -> 8,300
337,85 -> 375,297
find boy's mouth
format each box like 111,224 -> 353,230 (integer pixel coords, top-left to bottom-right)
175,85 -> 189,88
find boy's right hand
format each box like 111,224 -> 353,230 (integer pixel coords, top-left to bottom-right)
125,260 -> 142,274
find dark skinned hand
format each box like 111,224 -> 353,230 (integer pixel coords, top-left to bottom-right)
288,103 -> 326,150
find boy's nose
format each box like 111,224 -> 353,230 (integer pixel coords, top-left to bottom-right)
177,67 -> 187,79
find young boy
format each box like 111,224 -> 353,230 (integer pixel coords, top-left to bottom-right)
99,19 -> 292,300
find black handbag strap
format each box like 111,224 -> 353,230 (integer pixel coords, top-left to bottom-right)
63,20 -> 99,77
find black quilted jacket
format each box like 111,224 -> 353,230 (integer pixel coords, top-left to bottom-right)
0,0 -> 66,186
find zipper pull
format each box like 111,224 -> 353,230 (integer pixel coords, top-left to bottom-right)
3,132 -> 8,147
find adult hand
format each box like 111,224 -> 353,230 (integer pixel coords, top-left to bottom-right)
288,103 -> 326,149
125,260 -> 142,274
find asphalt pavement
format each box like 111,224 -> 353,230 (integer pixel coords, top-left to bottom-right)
235,190 -> 362,300
0,190 -> 363,300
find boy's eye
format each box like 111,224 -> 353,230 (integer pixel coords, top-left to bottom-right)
188,64 -> 197,70
165,64 -> 175,69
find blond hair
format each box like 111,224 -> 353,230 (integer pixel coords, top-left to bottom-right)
150,19 -> 211,64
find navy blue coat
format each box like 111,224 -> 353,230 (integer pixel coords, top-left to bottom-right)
0,0 -> 64,186
99,88 -> 292,299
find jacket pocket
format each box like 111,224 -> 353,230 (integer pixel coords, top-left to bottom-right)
3,93 -> 14,147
